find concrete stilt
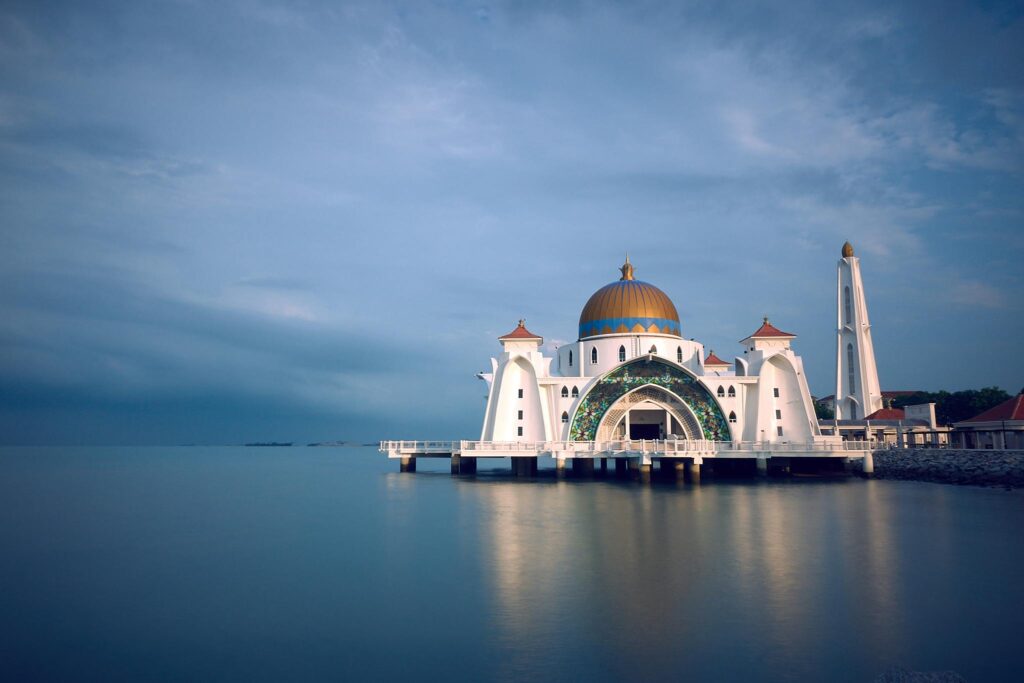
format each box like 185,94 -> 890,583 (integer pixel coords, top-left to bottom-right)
685,460 -> 701,484
638,463 -> 652,482
756,458 -> 769,477
555,457 -> 567,477
450,454 -> 461,475
512,457 -> 537,477
400,456 -> 416,473
862,452 -> 874,476
673,459 -> 686,480
460,456 -> 477,474
615,458 -> 628,476
600,458 -> 608,475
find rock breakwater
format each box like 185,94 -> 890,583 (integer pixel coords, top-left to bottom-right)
872,448 -> 1024,488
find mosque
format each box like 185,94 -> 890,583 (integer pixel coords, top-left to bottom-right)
478,256 -> 827,447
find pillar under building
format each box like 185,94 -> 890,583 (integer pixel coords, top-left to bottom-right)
400,456 -> 416,473
460,456 -> 477,474
512,457 -> 538,477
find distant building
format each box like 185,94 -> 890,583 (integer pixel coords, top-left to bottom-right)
820,400 -> 950,446
952,394 -> 1024,449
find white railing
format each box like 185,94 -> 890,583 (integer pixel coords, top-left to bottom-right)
380,439 -> 872,456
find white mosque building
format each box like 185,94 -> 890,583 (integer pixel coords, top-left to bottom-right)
478,256 -> 827,447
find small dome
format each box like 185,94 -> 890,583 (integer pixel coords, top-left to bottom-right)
842,241 -> 855,258
578,258 -> 681,339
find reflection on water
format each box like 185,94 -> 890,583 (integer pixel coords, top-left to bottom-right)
1,448 -> 1022,682
465,474 -> 1024,682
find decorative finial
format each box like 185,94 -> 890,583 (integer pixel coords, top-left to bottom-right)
517,318 -> 525,328
619,256 -> 634,281
842,241 -> 854,258
763,315 -> 769,324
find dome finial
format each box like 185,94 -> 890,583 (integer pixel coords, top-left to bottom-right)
518,318 -> 525,328
842,241 -> 855,258
619,255 -> 634,281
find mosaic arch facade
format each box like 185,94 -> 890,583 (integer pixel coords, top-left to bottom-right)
569,357 -> 731,441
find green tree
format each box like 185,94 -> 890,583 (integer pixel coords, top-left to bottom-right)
814,400 -> 834,420
892,387 -> 1010,425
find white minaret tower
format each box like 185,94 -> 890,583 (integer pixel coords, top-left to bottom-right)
835,241 -> 882,420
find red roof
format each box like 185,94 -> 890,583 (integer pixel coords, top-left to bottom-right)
499,319 -> 542,341
741,317 -> 795,341
865,408 -> 906,420
704,351 -> 730,366
962,394 -> 1024,423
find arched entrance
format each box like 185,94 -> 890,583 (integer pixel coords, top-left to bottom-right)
595,385 -> 703,440
569,357 -> 730,441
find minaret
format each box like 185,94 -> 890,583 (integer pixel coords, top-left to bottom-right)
835,241 -> 882,419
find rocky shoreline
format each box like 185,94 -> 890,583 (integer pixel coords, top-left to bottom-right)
871,448 -> 1024,488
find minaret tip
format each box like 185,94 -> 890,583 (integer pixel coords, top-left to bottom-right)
842,241 -> 855,258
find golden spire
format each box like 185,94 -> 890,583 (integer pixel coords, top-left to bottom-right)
619,254 -> 634,281
842,241 -> 854,258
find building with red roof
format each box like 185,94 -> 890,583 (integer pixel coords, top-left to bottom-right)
953,394 -> 1024,449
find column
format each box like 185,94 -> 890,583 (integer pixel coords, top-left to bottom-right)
400,456 -> 416,473
460,457 -> 477,474
451,453 -> 461,475
685,459 -> 701,484
756,457 -> 768,477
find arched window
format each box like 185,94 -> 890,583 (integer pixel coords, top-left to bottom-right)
844,286 -> 852,325
728,386 -> 736,398
571,386 -> 579,398
568,350 -> 573,367
561,386 -> 568,398
847,343 -> 856,393
649,345 -> 657,354
561,411 -> 569,423
591,347 -> 598,364
677,346 -> 683,363
618,345 -> 626,362
729,411 -> 737,423
717,386 -> 725,398
848,399 -> 858,420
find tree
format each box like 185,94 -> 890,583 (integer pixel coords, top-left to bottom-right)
892,387 -> 1011,425
814,400 -> 834,420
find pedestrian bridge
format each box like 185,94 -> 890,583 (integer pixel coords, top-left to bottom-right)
380,438 -> 870,460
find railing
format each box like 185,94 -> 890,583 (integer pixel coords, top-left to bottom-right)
380,439 -> 872,455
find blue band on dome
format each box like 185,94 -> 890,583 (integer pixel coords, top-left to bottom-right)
579,317 -> 681,339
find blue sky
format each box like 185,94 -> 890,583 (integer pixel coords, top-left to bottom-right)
1,0 -> 1022,444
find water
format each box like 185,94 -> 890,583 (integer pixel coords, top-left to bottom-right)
1,447 -> 1022,682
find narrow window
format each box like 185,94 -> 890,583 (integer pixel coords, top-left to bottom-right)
777,426 -> 783,437
618,345 -> 626,362
591,347 -> 598,364
561,411 -> 569,424
571,386 -> 579,398
717,386 -> 725,398
847,343 -> 856,393
518,389 -> 523,399
729,411 -> 737,423
517,426 -> 523,436
568,350 -> 573,367
676,347 -> 683,363
849,400 -> 858,420
561,386 -> 568,398
728,386 -> 736,398
518,410 -> 523,420
773,388 -> 779,398
844,286 -> 852,325
775,409 -> 782,419
649,345 -> 657,354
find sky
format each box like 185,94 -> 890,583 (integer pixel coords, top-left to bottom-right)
1,0 -> 1022,445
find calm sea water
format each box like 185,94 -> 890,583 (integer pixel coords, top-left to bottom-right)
1,446 -> 1022,682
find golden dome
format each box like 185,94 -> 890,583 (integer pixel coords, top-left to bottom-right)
578,258 -> 681,339
842,241 -> 854,258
